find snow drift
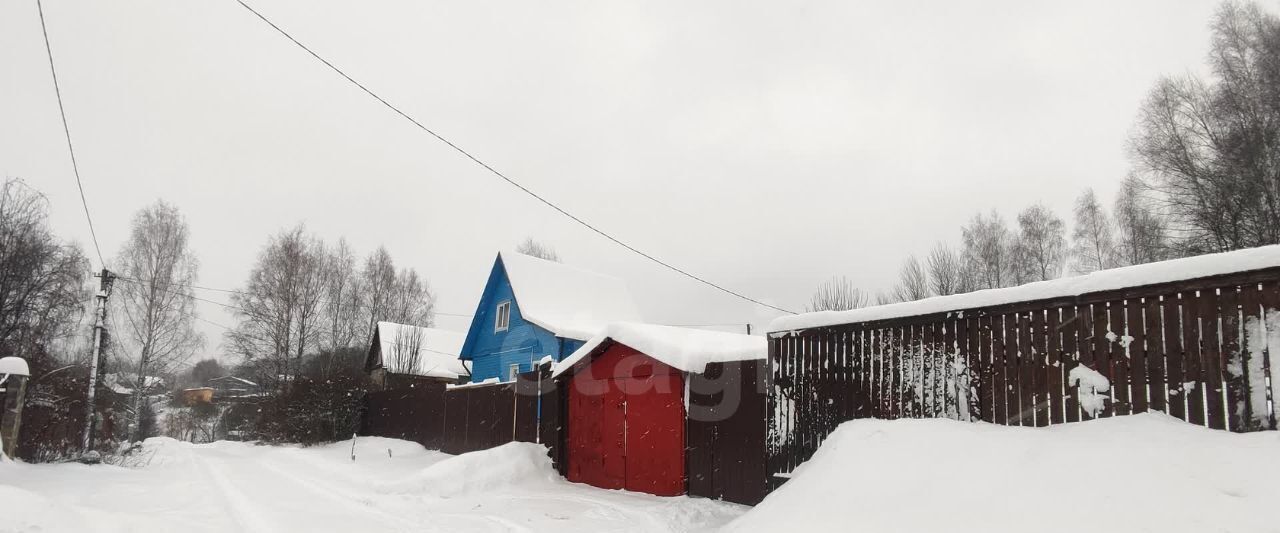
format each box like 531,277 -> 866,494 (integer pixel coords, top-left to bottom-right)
378,441 -> 560,497
728,414 -> 1280,533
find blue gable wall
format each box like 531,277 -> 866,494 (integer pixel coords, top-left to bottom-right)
460,255 -> 583,383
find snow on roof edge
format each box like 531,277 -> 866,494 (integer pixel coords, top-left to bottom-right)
551,322 -> 766,379
770,244 -> 1280,333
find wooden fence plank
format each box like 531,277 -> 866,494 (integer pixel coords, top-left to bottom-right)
1007,313 -> 1025,425
944,315 -> 959,420
1092,302 -> 1114,418
1200,289 -> 1226,430
1184,292 -> 1207,426
1014,311 -> 1031,426
1062,305 -> 1081,423
964,314 -> 981,422
1111,300 -> 1132,417
1031,310 -> 1049,427
1261,281 -> 1280,428
1163,294 -> 1185,420
978,314 -> 994,423
1046,307 -> 1064,425
992,314 -> 1009,424
1002,313 -> 1019,425
1220,286 -> 1245,432
1144,296 -> 1166,414
1239,283 -> 1264,431
900,324 -> 913,418
912,322 -> 924,418
864,328 -> 875,419
855,328 -> 865,420
896,324 -> 909,418
1128,298 -> 1149,414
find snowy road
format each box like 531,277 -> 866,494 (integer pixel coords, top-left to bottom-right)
0,437 -> 745,533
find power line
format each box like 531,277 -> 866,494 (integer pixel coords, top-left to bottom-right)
36,0 -> 105,267
231,0 -> 795,316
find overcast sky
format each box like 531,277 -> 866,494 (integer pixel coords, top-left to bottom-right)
2,0 -> 1224,360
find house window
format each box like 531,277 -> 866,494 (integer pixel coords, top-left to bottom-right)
508,363 -> 521,381
495,301 -> 511,332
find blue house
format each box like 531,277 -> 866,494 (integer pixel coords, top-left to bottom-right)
460,252 -> 642,383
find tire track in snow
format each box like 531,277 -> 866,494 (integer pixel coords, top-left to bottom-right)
194,453 -> 276,533
253,450 -> 504,532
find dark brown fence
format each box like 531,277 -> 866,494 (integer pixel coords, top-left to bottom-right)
687,360 -> 768,505
362,383 -> 447,449
766,268 -> 1280,485
362,368 -> 564,466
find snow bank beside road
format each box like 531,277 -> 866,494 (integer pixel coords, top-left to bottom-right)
728,414 -> 1280,533
379,441 -> 560,497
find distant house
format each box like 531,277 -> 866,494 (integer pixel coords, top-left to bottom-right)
207,376 -> 260,398
460,252 -> 642,383
365,322 -> 469,389
102,373 -> 166,398
180,387 -> 214,406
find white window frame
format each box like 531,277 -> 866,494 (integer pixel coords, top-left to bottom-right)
494,300 -> 511,332
508,363 -> 521,381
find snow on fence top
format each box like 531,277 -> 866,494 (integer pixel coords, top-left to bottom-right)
552,321 -> 766,378
500,251 -> 643,341
770,244 -> 1280,333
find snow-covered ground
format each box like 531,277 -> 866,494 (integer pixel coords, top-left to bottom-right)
727,413 -> 1280,533
0,438 -> 743,533
5,414 -> 1279,532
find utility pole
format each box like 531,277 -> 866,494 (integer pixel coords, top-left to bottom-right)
81,268 -> 114,453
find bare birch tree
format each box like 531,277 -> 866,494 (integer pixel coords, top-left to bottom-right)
893,255 -> 932,302
1071,189 -> 1119,274
361,246 -> 397,334
1129,1 -> 1280,253
0,178 -> 89,361
114,201 -> 204,440
1113,175 -> 1171,266
226,226 -> 327,392
806,276 -> 869,312
926,242 -> 967,296
1013,203 -> 1067,281
961,210 -> 1013,289
386,268 -> 435,326
516,237 -> 560,262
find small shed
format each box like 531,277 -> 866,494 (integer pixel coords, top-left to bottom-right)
552,322 -> 766,500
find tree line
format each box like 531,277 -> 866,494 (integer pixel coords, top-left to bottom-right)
811,1 -> 1280,311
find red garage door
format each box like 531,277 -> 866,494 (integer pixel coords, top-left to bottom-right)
567,343 -> 685,496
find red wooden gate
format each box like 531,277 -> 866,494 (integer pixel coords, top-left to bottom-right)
567,343 -> 686,496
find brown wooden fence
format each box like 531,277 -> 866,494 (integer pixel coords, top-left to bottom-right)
766,268 -> 1280,487
687,360 -> 768,505
362,368 -> 564,468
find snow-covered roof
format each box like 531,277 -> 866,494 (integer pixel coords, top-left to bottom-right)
374,322 -> 468,380
771,244 -> 1280,333
0,356 -> 29,377
500,252 -> 643,341
102,373 -> 165,395
552,322 -> 766,378
209,375 -> 258,387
